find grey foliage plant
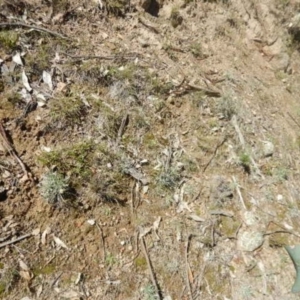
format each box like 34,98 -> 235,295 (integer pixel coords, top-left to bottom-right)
39,171 -> 70,205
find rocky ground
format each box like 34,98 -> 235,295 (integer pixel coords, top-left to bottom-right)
1,0 -> 300,299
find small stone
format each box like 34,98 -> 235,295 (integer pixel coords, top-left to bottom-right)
238,230 -> 264,251
263,141 -> 274,157
87,219 -> 95,226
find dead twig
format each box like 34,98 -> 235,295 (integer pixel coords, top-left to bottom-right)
187,82 -> 221,97
203,136 -> 227,173
232,176 -> 247,210
116,114 -> 129,144
0,22 -> 70,40
138,17 -> 160,34
61,51 -> 139,61
185,234 -> 193,300
287,112 -> 300,129
209,210 -> 234,218
140,237 -> 162,300
0,122 -> 30,180
0,233 -> 32,248
96,222 -> 106,261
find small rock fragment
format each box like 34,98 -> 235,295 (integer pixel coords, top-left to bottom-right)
263,141 -> 274,157
238,230 -> 264,251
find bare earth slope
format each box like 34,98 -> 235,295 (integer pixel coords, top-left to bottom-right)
1,0 -> 300,299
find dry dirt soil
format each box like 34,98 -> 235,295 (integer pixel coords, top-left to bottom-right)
2,0 -> 300,299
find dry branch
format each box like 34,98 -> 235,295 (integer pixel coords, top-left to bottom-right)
138,17 -> 160,34
0,122 -> 30,180
203,136 -> 227,172
0,22 -> 70,40
140,237 -> 162,300
185,235 -> 193,300
0,233 -> 32,248
187,82 -> 221,97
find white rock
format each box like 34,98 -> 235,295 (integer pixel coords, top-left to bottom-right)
263,141 -> 274,157
238,230 -> 264,251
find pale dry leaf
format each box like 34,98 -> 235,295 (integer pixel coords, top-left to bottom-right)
32,228 -> 41,236
139,226 -> 152,238
153,216 -> 162,231
42,70 -> 53,91
36,285 -> 43,298
19,270 -> 32,281
20,297 -> 32,300
59,289 -> 82,299
12,52 -> 23,66
188,214 -> 205,222
41,226 -> 51,245
75,273 -> 82,285
19,259 -> 30,271
53,235 -> 69,249
176,201 -> 191,213
56,82 -> 67,92
22,70 -> 32,92
153,216 -> 162,241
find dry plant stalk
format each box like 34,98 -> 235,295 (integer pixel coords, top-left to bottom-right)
0,122 -> 30,180
140,237 -> 162,300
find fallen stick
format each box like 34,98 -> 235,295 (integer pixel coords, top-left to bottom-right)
140,237 -> 162,300
185,235 -> 193,300
138,17 -> 160,34
232,176 -> 247,210
0,122 -> 30,180
203,136 -> 227,173
96,222 -> 106,261
0,22 -> 70,40
0,233 -> 32,248
187,82 -> 221,97
61,51 -> 138,61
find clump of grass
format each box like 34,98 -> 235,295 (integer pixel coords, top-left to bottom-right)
106,0 -> 128,16
49,95 -> 86,127
239,152 -> 251,173
142,284 -> 158,300
39,171 -> 71,206
217,94 -> 237,120
170,7 -> 183,28
38,141 -> 94,183
157,168 -> 181,190
105,252 -> 117,267
190,42 -> 206,59
0,31 -> 19,51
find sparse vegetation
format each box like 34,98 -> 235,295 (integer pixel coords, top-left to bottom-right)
1,0 -> 300,299
39,171 -> 71,206
170,7 -> 183,28
239,152 -> 251,173
142,284 -> 158,300
0,30 -> 19,51
217,94 -> 237,120
48,95 -> 87,127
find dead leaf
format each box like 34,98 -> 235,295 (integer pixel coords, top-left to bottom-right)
59,289 -> 82,299
19,259 -> 30,271
188,214 -> 205,222
22,70 -> 32,92
53,235 -> 69,249
19,270 -> 33,281
36,285 -> 43,298
32,228 -> 41,236
42,70 -> 53,91
176,201 -> 191,213
12,52 -> 23,66
139,226 -> 152,238
41,227 -> 51,245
